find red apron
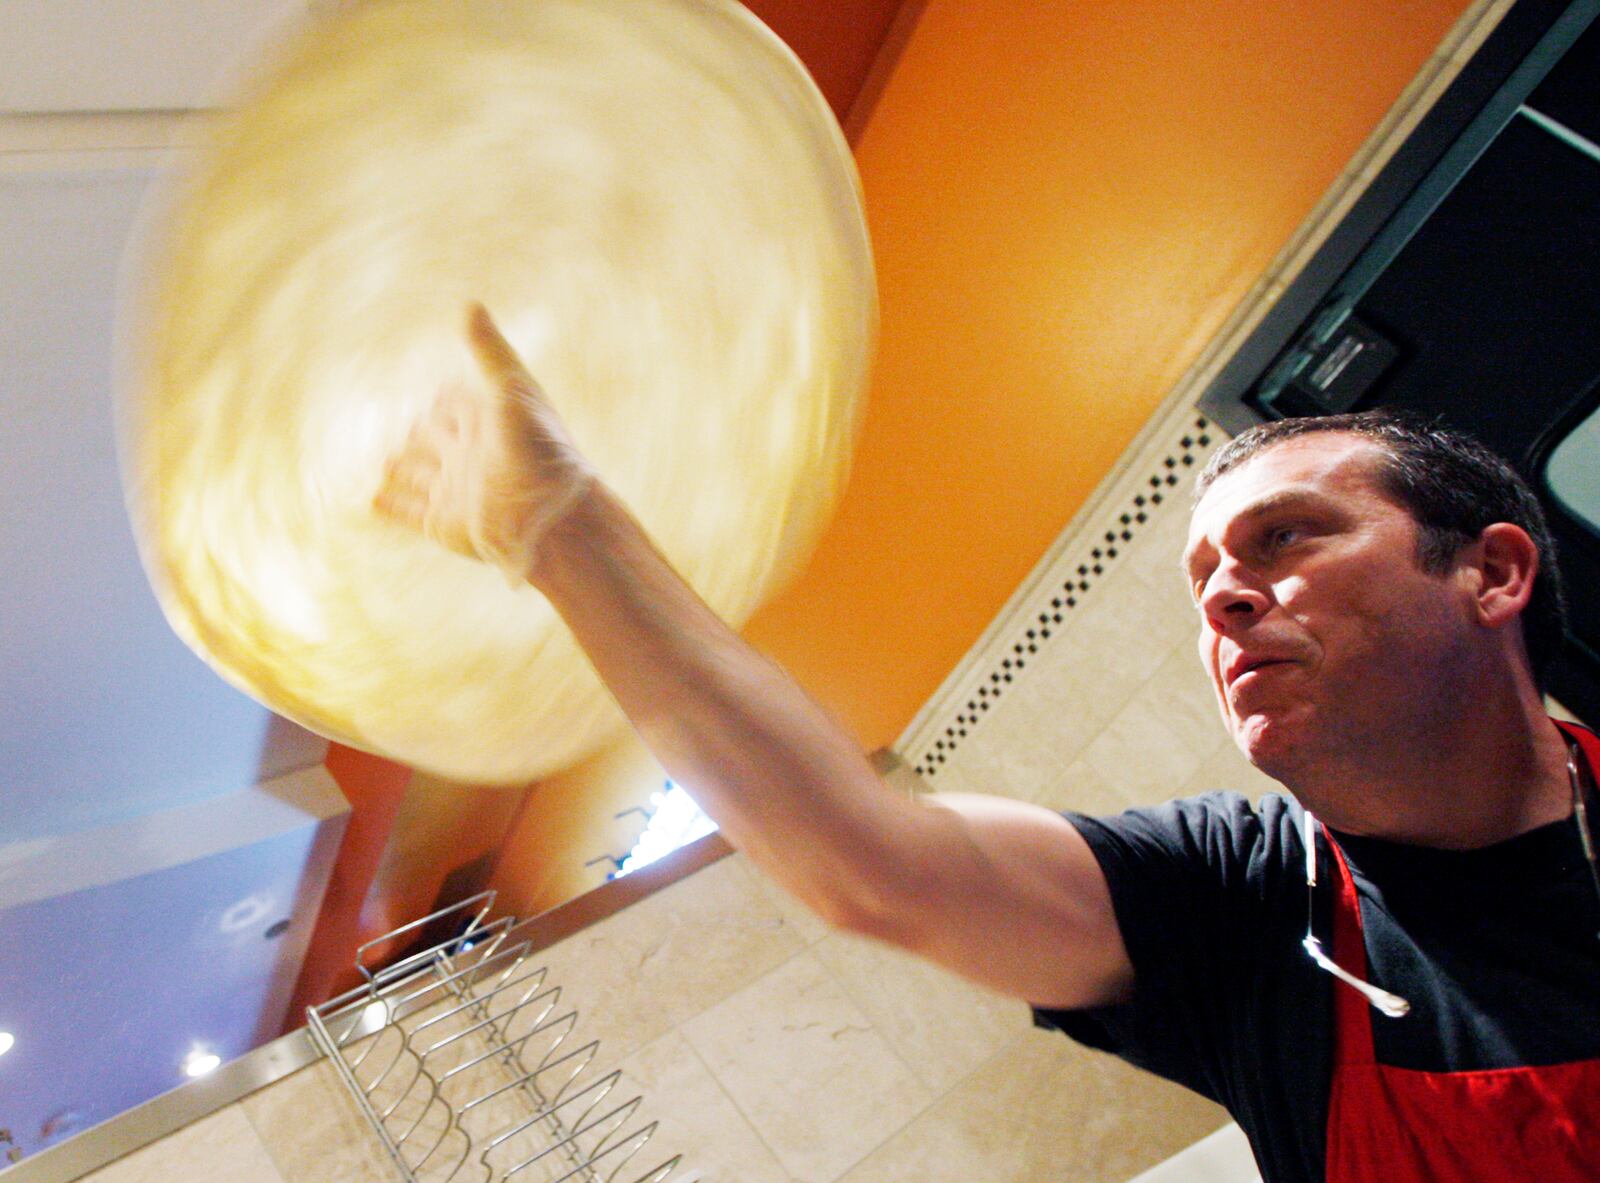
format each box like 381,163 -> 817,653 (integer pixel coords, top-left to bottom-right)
1323,721 -> 1600,1181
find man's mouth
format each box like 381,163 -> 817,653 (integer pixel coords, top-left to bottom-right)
1226,655 -> 1291,689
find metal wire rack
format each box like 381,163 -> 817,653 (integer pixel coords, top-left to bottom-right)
306,893 -> 686,1183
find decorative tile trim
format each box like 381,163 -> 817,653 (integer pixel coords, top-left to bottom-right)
899,412 -> 1217,779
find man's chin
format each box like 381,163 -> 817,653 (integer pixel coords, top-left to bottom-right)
1232,713 -> 1307,780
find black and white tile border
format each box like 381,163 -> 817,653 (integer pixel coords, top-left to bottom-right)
901,413 -> 1219,780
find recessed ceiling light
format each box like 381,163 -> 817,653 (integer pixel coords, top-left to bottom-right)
0,1031 -> 13,1057
182,1049 -> 221,1078
219,892 -> 271,933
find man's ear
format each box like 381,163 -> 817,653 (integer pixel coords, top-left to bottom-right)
1469,522 -> 1541,629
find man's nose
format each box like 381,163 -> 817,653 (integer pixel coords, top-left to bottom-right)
1198,561 -> 1271,635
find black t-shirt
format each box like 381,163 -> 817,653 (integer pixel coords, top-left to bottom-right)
1033,791 -> 1600,1183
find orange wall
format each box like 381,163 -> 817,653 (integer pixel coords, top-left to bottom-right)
740,0 -> 1472,750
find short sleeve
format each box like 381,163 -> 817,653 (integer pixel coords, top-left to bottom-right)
1033,792 -> 1321,1108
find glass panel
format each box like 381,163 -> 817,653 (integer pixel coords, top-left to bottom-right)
1545,403 -> 1600,538
613,783 -> 718,878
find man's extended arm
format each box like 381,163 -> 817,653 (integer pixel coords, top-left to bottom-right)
376,305 -> 1134,1009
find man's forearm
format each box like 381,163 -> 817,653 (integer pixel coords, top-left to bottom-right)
527,481 -> 925,931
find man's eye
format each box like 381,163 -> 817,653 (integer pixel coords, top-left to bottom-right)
1268,525 -> 1301,549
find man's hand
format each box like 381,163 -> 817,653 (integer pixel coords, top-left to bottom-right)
374,303 -> 595,581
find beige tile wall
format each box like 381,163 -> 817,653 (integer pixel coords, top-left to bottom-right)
79,1104 -> 288,1183
238,1060 -> 398,1183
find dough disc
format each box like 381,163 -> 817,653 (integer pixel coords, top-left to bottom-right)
121,0 -> 875,783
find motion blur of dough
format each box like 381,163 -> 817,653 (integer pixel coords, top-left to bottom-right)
119,0 -> 877,782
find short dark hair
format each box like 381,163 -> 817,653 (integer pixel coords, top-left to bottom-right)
1194,409 -> 1568,688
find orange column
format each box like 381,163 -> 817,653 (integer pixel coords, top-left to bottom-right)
284,745 -> 413,1021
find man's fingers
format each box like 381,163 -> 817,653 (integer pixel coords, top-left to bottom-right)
379,458 -> 438,504
376,442 -> 448,521
466,303 -> 538,397
375,477 -> 475,557
424,383 -> 480,442
373,482 -> 427,525
465,303 -> 567,462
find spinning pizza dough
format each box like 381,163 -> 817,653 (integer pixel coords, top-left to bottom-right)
120,0 -> 875,782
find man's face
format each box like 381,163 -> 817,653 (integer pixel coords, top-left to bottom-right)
1182,433 -> 1474,781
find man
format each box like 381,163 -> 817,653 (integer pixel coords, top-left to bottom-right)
376,306 -> 1600,1182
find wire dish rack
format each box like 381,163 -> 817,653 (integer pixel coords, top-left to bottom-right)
306,893 -> 686,1183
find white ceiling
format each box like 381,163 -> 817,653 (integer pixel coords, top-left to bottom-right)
1,164 -> 333,844
0,0 -> 311,113
0,3 -> 353,1162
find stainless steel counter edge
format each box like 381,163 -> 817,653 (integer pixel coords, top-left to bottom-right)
1,1026 -> 323,1183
